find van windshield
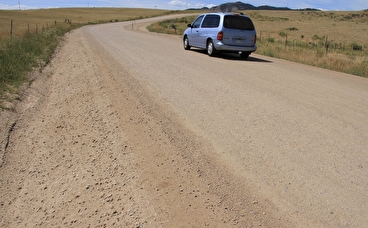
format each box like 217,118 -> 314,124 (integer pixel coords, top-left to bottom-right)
223,15 -> 255,30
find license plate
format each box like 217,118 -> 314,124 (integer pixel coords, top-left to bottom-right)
236,39 -> 243,44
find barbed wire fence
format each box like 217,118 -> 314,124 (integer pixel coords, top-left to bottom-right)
6,19 -> 82,38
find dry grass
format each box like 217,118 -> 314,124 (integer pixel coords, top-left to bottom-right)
0,8 -> 171,38
246,10 -> 368,77
258,41 -> 367,76
247,10 -> 368,47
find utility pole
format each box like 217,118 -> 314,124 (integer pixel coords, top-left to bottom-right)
18,0 -> 20,10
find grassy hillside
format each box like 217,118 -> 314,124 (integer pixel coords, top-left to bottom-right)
0,8 -> 172,107
249,10 -> 368,49
251,10 -> 368,77
0,8 -> 171,37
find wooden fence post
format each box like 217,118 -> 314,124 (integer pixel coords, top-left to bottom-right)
259,31 -> 262,41
10,20 -> 13,37
325,36 -> 329,54
285,34 -> 288,47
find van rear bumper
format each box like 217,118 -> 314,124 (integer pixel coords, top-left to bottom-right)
214,41 -> 257,52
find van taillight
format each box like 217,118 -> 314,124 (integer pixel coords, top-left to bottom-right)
254,34 -> 257,44
217,31 -> 223,41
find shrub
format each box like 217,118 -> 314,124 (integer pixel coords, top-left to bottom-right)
312,35 -> 323,40
287,27 -> 298,31
263,47 -> 274,57
316,48 -> 325,57
266,37 -> 275,43
348,60 -> 368,76
352,42 -> 363,51
279,31 -> 287,37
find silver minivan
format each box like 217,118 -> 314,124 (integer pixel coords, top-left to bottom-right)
183,12 -> 257,59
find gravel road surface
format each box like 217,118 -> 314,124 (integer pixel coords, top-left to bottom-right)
1,14 -> 368,227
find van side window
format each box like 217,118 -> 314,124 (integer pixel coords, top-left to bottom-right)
201,15 -> 220,28
192,15 -> 204,28
224,16 -> 255,30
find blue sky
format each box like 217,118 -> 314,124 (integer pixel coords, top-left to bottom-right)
0,0 -> 367,11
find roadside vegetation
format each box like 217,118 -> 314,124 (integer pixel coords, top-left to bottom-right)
0,8 -> 171,108
148,10 -> 368,78
0,22 -> 79,107
147,15 -> 197,35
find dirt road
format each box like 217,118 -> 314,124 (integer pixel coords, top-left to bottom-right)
1,15 -> 368,227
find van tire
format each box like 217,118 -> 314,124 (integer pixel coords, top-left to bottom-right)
240,52 -> 250,59
183,36 -> 191,50
207,40 -> 217,57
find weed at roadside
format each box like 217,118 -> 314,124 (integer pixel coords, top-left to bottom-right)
0,22 -> 79,102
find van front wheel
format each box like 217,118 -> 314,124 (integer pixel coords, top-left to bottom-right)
183,36 -> 191,50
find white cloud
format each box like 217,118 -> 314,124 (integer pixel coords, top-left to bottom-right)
168,0 -> 190,8
0,3 -> 18,9
206,4 -> 216,8
167,0 -> 216,9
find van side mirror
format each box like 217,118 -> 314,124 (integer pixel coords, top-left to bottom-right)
187,24 -> 192,28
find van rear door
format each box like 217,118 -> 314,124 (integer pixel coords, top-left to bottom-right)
222,15 -> 256,47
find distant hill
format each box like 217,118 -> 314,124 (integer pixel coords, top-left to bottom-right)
212,1 -> 291,11
186,1 -> 320,11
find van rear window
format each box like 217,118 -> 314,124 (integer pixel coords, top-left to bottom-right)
223,16 -> 255,30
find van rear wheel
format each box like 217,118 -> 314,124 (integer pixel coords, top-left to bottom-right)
207,40 -> 217,57
240,52 -> 250,59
